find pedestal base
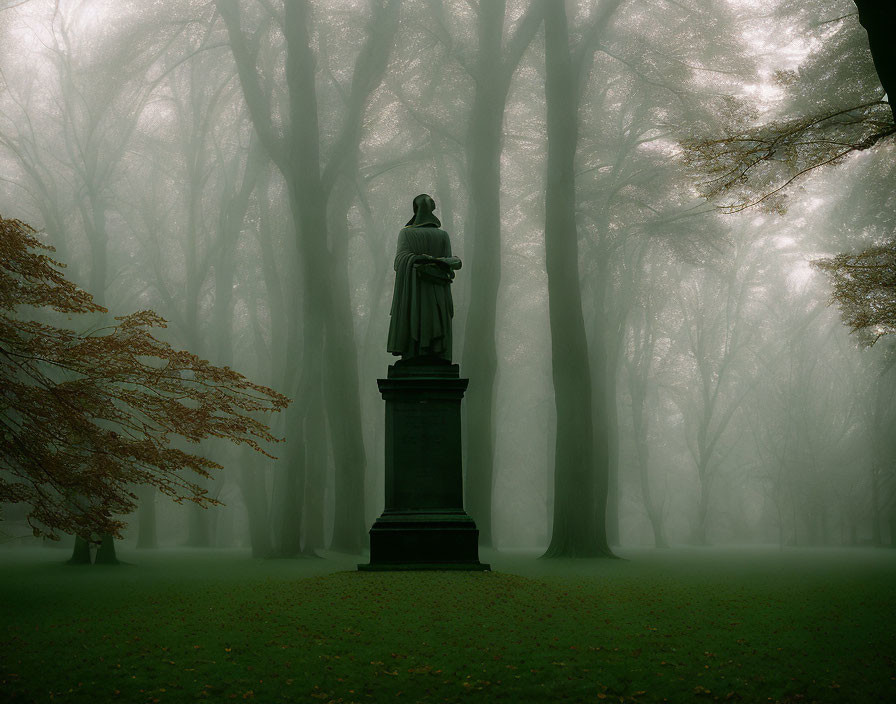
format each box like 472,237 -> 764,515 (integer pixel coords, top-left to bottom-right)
358,563 -> 489,571
359,363 -> 489,572
358,510 -> 490,571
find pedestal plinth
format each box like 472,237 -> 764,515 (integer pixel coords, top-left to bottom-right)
358,362 -> 489,571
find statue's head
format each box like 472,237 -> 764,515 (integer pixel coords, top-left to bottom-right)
406,193 -> 441,228
413,193 -> 435,213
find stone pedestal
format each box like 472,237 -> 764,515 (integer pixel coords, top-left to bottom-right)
358,362 -> 489,571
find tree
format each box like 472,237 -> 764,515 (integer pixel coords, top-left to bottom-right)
440,0 -> 543,548
217,0 -> 400,554
814,240 -> 896,345
670,242 -> 756,544
0,215 -> 288,554
0,1 -> 228,559
622,248 -> 672,548
540,0 -> 618,558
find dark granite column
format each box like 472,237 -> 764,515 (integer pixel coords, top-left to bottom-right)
358,362 -> 489,571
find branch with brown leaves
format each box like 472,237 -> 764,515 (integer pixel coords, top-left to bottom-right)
814,239 -> 896,346
0,216 -> 290,539
682,101 -> 895,213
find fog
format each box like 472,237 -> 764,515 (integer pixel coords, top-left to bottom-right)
1,0 -> 894,558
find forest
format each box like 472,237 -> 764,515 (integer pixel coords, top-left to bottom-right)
1,1 -> 894,702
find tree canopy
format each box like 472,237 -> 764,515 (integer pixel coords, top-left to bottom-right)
681,1 -> 896,348
0,215 -> 289,540
682,0 -> 895,214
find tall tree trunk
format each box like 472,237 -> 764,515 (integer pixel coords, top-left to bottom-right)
271,313 -> 318,557
460,0 -> 505,549
273,417 -> 305,557
589,291 -> 614,556
136,486 -> 158,549
252,170 -> 289,555
870,462 -> 882,545
240,462 -> 272,558
302,385 -> 328,556
186,506 -> 212,547
692,469 -> 710,545
630,374 -> 668,549
599,261 -> 623,548
323,191 -> 367,552
605,370 -> 621,546
854,0 -> 896,122
95,533 -> 119,564
542,0 -> 612,558
68,536 -> 92,565
459,0 -> 543,548
888,505 -> 896,548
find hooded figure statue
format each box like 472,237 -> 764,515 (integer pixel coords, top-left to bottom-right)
387,194 -> 462,362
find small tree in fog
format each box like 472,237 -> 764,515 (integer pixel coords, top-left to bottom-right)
0,216 -> 288,560
670,242 -> 757,545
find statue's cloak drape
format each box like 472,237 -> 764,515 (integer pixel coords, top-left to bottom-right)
387,225 -> 455,360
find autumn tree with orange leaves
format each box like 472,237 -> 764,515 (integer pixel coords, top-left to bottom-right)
0,216 -> 289,553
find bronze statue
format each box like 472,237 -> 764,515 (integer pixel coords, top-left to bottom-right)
364,194 -> 486,571
387,194 -> 461,362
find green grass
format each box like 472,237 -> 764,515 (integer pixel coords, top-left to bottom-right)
1,546 -> 894,703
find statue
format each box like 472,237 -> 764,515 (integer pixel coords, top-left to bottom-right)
387,194 -> 462,363
360,193 -> 487,571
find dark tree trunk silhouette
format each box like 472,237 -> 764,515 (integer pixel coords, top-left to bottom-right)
541,0 -> 612,558
68,536 -> 91,565
854,0 -> 896,122
94,534 -> 119,565
136,487 -> 158,549
625,295 -> 669,549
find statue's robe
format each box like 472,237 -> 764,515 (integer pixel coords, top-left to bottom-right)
387,225 -> 455,361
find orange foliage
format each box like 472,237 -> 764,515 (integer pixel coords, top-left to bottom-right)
0,216 -> 290,539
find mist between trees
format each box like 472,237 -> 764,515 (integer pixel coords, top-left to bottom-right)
1,0 -> 894,558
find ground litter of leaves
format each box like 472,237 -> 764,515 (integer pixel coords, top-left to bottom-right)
1,547 -> 894,703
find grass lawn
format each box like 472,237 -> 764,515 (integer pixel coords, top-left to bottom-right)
1,546 -> 894,703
